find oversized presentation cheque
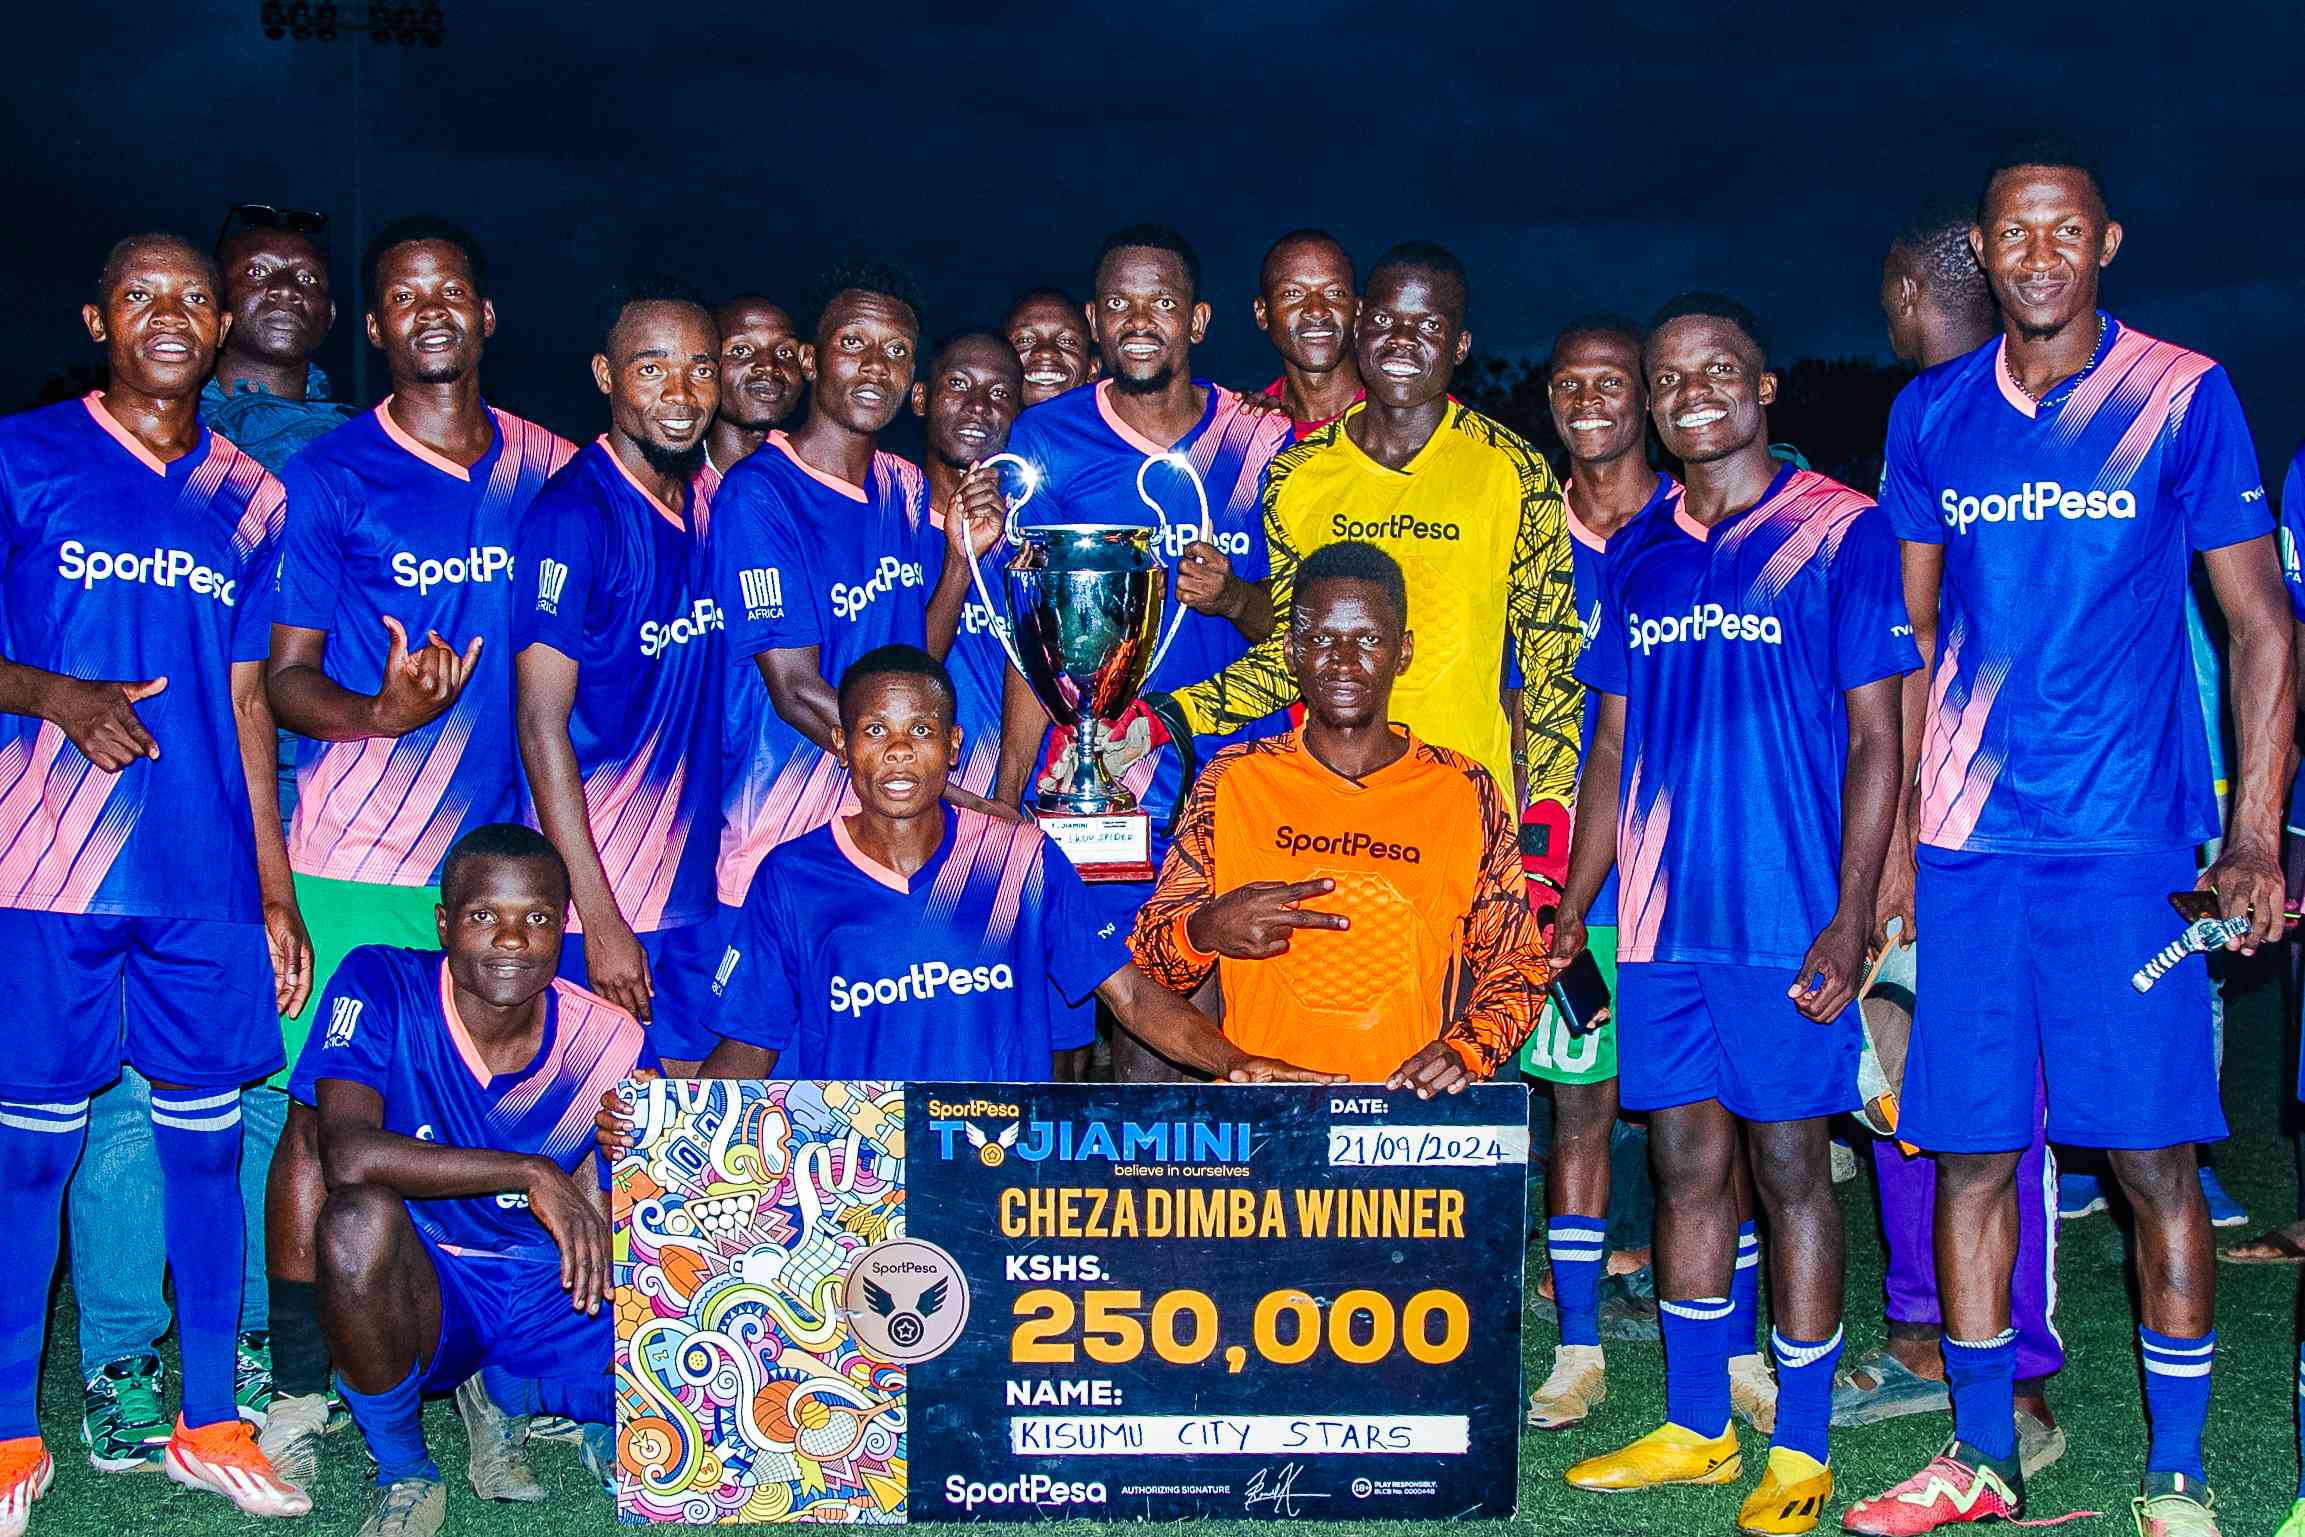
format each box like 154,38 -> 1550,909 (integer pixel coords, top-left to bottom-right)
612,1081 -> 1528,1523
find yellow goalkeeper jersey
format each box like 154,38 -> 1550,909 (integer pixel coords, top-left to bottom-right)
1174,401 -> 1583,803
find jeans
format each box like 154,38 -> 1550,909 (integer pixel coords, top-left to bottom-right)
65,1069 -> 282,1372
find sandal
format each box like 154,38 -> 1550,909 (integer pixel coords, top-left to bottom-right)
2219,1222 -> 2305,1265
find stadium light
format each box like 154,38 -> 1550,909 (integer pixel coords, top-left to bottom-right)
260,3 -> 444,45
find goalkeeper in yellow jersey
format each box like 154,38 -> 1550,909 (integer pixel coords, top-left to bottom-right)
1140,241 -> 1582,837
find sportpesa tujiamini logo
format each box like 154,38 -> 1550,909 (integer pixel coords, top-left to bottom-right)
1273,825 -> 1421,863
1938,480 -> 2138,534
1628,603 -> 1783,656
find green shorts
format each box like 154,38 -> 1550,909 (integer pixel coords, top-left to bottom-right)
275,872 -> 441,1088
1518,923 -> 1618,1085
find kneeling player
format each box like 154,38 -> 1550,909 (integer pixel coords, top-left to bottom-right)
609,646 -> 1331,1094
1549,295 -> 1916,1534
299,825 -> 650,1537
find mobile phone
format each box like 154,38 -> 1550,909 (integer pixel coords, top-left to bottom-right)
1549,950 -> 1612,1038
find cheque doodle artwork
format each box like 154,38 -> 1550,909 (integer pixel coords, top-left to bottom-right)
614,1080 -> 910,1523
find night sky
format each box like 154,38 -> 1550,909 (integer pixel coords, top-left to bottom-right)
15,1 -> 2303,479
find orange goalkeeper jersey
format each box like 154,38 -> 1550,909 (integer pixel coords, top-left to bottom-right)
1128,728 -> 1550,1081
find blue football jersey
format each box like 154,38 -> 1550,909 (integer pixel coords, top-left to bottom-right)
711,434 -> 931,905
1565,474 -> 1678,928
0,395 -> 283,920
1879,316 -> 2268,853
1577,466 -> 1920,967
291,944 -> 654,1257
513,439 -> 722,934
929,505 -> 1012,798
277,402 -> 574,887
713,807 -> 1121,1078
1001,379 -> 1293,833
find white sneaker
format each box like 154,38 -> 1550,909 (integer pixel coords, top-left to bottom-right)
1729,1351 -> 1779,1434
355,1477 -> 446,1537
1526,1344 -> 1607,1429
255,1391 -> 329,1490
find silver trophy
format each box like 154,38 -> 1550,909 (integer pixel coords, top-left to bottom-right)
966,451 -> 1208,878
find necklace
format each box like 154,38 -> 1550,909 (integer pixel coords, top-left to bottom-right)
2006,313 -> 2106,403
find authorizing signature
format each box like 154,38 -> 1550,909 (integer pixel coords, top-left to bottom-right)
1242,1463 -> 1331,1516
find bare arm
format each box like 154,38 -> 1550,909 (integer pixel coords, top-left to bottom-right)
1789,673 -> 1905,1022
318,1077 -> 609,1310
757,647 -> 840,753
234,659 -> 311,1017
993,663 -> 1051,808
266,621 -> 480,741
1874,540 -> 1942,950
1546,692 -> 1623,966
1096,962 -> 1340,1082
2201,532 -> 2296,949
514,644 -> 651,1019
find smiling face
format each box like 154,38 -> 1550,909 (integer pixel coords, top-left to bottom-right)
804,289 -> 917,434
595,299 -> 719,480
1352,262 -> 1468,413
82,237 -> 225,401
1255,236 -> 1357,374
1971,164 -> 2120,343
1645,314 -> 1774,466
218,227 -> 333,367
436,852 -> 567,1010
713,299 -> 803,431
835,672 -> 958,821
1091,246 -> 1207,396
367,239 -> 494,386
1286,577 -> 1411,732
1006,293 -> 1096,406
913,334 -> 1022,471
1547,329 -> 1647,471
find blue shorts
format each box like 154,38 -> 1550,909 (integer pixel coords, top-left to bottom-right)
1902,845 -> 2222,1153
1616,960 -> 1860,1121
417,1236 -> 610,1421
0,909 -> 281,1098
561,913 -> 727,1064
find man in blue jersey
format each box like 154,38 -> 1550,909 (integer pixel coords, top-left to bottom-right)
1551,294 -> 1915,1535
1847,149 -> 2290,1537
1006,288 -> 1099,408
600,646 -> 1336,1093
0,232 -> 316,1530
1523,314 -> 1691,1433
515,282 -> 724,1072
2273,442 -> 2305,1537
915,331 -> 1026,799
711,261 -> 973,930
705,297 -> 803,477
260,217 -> 574,1484
302,823 -> 651,1537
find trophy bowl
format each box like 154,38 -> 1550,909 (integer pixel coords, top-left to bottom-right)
1005,523 -> 1165,817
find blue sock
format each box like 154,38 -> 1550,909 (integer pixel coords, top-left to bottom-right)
150,1087 -> 247,1430
2139,1326 -> 2214,1483
2293,1345 -> 2304,1500
1771,1327 -> 1843,1463
336,1365 -> 439,1485
1658,1297 -> 1733,1438
1547,1216 -> 1606,1348
1729,1221 -> 1761,1354
1942,1329 -> 2018,1463
0,1099 -> 89,1439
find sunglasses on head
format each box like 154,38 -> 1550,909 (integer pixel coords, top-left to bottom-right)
218,205 -> 330,246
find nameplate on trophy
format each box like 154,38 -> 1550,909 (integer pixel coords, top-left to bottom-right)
1037,810 -> 1155,882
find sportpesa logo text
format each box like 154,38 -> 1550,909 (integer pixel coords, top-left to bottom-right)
1330,511 -> 1462,542
392,545 -> 513,595
831,557 -> 925,621
639,599 -> 725,658
1939,481 -> 2138,534
58,541 -> 237,605
1628,604 -> 1783,656
832,960 -> 1016,1016
1274,825 -> 1420,863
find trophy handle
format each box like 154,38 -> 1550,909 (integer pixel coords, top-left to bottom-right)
963,452 -> 1037,677
1133,451 -> 1213,685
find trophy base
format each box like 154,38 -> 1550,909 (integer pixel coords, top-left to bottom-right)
1035,809 -> 1156,883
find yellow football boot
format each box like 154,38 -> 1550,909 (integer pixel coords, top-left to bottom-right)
1565,1422 -> 1741,1493
1737,1447 -> 1833,1534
